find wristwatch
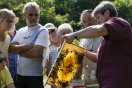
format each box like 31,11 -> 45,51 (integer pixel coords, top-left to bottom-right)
73,32 -> 78,40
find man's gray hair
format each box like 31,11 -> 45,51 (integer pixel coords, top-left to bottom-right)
0,9 -> 15,21
92,1 -> 118,17
80,9 -> 92,22
23,2 -> 40,14
57,23 -> 73,36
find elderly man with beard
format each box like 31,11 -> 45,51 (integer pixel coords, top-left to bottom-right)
9,2 -> 49,88
79,10 -> 102,88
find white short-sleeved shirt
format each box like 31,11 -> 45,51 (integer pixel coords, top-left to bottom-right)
13,24 -> 50,76
79,37 -> 102,85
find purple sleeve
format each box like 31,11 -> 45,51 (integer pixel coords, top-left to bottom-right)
102,18 -> 131,40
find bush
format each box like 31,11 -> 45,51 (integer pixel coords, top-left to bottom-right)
113,0 -> 132,26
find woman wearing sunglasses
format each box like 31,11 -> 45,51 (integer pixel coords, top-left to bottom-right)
0,51 -> 15,88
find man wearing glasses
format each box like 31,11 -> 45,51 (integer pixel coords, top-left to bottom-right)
0,51 -> 15,88
9,2 -> 49,88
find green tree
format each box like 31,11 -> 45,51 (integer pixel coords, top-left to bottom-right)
113,0 -> 132,26
68,0 -> 102,30
0,0 -> 131,30
0,0 -> 70,29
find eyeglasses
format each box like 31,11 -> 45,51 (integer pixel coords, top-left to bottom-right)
96,15 -> 103,23
28,13 -> 39,17
97,18 -> 99,23
49,30 -> 55,35
4,18 -> 15,24
0,58 -> 6,63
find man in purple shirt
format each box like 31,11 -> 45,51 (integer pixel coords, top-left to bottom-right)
62,1 -> 132,88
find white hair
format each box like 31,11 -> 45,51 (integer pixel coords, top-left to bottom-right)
57,23 -> 73,36
23,2 -> 40,14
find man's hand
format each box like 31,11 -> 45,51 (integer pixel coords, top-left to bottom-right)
62,33 -> 75,44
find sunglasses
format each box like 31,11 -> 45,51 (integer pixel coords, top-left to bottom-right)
28,14 -> 39,17
49,30 -> 55,35
0,58 -> 6,63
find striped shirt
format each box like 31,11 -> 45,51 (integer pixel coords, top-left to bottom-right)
8,30 -> 18,81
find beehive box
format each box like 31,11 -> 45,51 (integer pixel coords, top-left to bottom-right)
45,42 -> 86,88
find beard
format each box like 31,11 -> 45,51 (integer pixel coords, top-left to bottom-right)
26,18 -> 39,26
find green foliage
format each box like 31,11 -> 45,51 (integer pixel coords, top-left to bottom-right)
67,0 -> 102,30
54,13 -> 69,27
54,0 -> 103,31
113,0 -> 132,26
43,68 -> 47,78
38,0 -> 70,27
54,0 -> 75,15
0,0 -> 70,30
0,0 -> 131,30
13,4 -> 26,29
73,39 -> 80,45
